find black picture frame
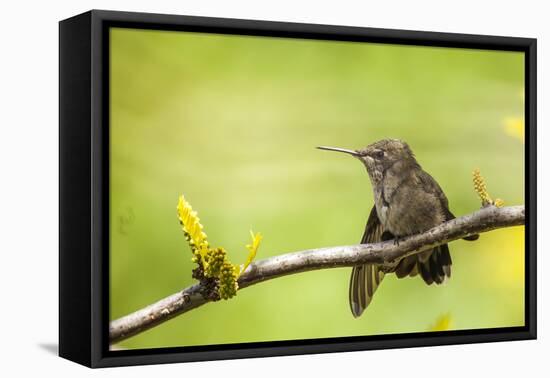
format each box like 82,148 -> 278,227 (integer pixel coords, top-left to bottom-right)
59,9 -> 537,368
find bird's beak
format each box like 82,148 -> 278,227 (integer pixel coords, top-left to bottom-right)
316,146 -> 360,157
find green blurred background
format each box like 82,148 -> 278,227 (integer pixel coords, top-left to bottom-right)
109,27 -> 525,349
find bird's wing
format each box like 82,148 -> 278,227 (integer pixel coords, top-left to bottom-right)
417,170 -> 479,240
409,170 -> 477,285
349,206 -> 388,317
416,169 -> 450,212
361,206 -> 385,244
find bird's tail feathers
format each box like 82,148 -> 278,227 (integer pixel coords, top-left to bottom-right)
349,264 -> 385,318
418,244 -> 452,285
394,244 -> 452,285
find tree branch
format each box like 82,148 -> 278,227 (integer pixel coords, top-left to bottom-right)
109,205 -> 525,345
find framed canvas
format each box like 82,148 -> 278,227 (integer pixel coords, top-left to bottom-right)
59,10 -> 537,368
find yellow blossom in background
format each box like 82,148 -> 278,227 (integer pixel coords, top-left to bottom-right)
504,117 -> 524,143
503,90 -> 525,143
429,313 -> 453,331
479,226 -> 525,288
457,225 -> 525,327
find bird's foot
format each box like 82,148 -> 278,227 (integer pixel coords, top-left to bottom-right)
393,237 -> 401,246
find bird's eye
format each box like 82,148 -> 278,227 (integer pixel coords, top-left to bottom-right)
373,150 -> 384,159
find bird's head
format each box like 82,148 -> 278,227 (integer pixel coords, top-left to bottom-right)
317,139 -> 417,183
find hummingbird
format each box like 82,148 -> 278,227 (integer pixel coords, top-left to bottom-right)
318,139 -> 478,318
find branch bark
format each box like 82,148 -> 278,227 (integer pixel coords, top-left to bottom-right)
109,205 -> 525,345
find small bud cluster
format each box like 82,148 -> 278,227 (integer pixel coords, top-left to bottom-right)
494,198 -> 504,207
204,247 -> 227,278
177,195 -> 261,302
218,261 -> 239,300
472,169 -> 503,208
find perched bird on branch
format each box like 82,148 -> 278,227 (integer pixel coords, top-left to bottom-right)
318,139 -> 478,317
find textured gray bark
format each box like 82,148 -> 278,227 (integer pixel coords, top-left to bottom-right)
109,205 -> 524,345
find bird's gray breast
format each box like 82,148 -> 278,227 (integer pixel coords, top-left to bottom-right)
372,169 -> 404,234
372,184 -> 392,228
373,169 -> 447,237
